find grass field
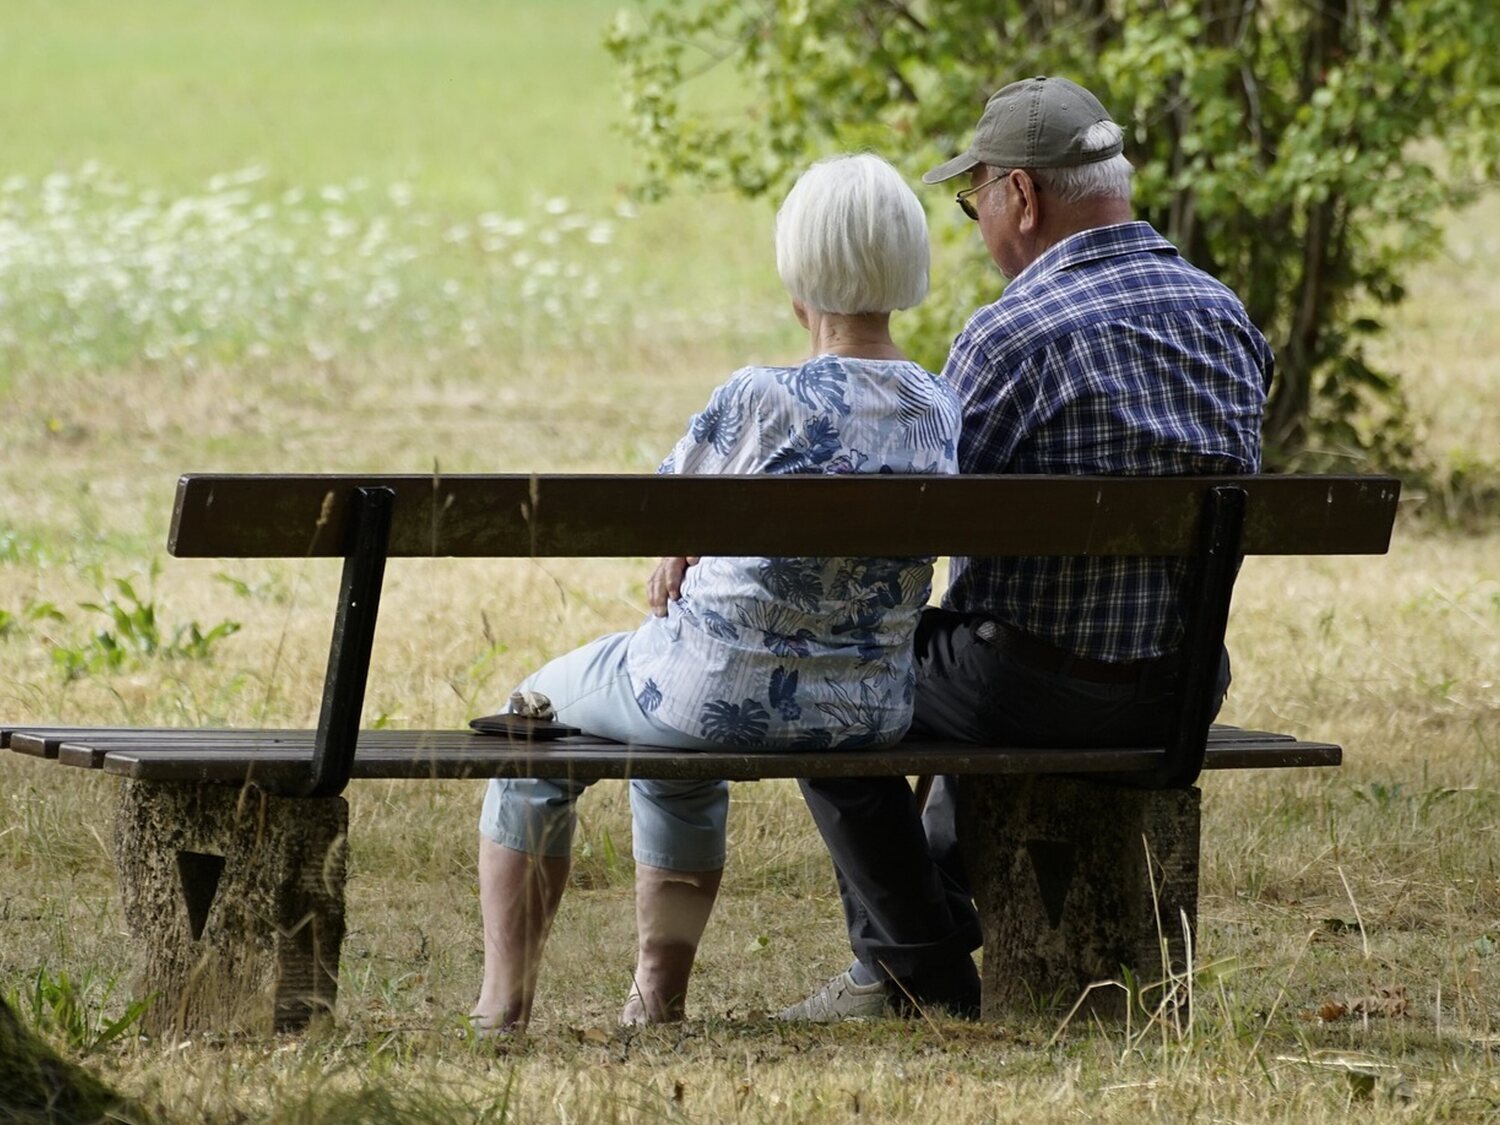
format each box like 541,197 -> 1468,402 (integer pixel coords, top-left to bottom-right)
1,2 -> 1498,1121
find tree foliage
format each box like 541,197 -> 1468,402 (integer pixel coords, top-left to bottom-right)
607,0 -> 1500,469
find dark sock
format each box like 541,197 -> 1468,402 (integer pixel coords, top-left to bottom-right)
848,959 -> 881,987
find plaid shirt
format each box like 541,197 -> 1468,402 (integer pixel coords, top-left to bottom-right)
942,221 -> 1271,661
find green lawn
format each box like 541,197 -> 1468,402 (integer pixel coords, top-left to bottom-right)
5,0 -> 631,209
0,0 -> 786,339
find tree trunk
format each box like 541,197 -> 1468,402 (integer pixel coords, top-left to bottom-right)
0,998 -> 132,1123
1264,0 -> 1356,457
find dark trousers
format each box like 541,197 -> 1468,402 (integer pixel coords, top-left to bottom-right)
798,608 -> 1228,984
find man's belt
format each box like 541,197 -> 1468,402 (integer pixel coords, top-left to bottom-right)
975,619 -> 1177,686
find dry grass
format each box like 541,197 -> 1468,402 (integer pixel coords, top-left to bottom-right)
3,383 -> 1497,1120
2,152 -> 1499,1125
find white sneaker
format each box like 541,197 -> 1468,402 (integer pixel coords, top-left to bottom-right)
775,969 -> 889,1022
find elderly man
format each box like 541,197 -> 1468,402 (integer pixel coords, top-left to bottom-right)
780,76 -> 1273,1021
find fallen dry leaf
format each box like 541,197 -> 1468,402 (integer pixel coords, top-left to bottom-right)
569,1025 -> 611,1046
1349,985 -> 1409,1018
1300,986 -> 1408,1022
1297,1000 -> 1347,1022
1314,1001 -> 1348,1022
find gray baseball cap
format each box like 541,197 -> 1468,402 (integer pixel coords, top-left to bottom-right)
922,76 -> 1123,184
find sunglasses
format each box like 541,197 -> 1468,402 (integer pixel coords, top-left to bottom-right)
955,172 -> 1004,221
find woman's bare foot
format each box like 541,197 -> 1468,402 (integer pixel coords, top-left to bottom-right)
469,1001 -> 528,1038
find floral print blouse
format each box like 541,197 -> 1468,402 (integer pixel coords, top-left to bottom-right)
624,354 -> 961,749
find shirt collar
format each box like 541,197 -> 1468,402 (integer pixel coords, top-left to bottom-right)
1007,221 -> 1179,292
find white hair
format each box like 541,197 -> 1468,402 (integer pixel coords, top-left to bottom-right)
774,154 -> 929,315
1029,121 -> 1134,203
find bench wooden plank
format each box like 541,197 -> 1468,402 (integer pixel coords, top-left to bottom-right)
100,743 -> 1172,783
1199,740 -> 1342,769
87,734 -> 1338,784
8,723 -> 1314,774
1,725 -> 228,752
6,726 -> 534,761
54,738 -> 311,770
46,730 -> 436,769
21,729 -> 491,767
8,722 -> 1302,768
168,474 -> 1401,560
6,728 -> 300,759
39,730 -> 462,768
8,726 -> 1302,762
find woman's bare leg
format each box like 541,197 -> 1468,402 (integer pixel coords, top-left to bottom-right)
473,837 -> 571,1032
621,864 -> 723,1024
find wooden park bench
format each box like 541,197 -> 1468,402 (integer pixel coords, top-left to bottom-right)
2,472 -> 1399,1035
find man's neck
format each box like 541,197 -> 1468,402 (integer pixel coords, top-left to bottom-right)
1038,198 -> 1134,255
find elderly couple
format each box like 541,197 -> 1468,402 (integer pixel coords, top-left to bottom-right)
472,76 -> 1271,1032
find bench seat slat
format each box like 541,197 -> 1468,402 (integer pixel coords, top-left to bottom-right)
1197,741 -> 1342,769
11,724 -> 1331,777
7,726 -> 499,760
79,732 -> 1338,784
7,721 -> 1297,760
2,726 -> 275,753
54,738 -> 312,769
8,729 -> 305,759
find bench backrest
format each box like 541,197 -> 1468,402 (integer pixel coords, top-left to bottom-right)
168,473 -> 1400,798
170,474 -> 1398,558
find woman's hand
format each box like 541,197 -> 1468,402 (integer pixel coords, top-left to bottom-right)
648,556 -> 700,617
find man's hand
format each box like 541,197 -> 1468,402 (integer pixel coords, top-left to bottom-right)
648,556 -> 699,617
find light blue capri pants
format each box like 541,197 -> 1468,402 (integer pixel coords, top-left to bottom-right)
479,624 -> 729,872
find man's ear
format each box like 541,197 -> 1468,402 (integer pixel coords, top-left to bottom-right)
1014,170 -> 1042,234
791,299 -> 810,329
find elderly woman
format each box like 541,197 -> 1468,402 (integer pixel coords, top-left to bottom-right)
473,153 -> 960,1033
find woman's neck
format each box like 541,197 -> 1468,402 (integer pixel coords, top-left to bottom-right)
806,310 -> 906,361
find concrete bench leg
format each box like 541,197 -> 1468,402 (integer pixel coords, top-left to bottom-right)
957,775 -> 1200,1020
113,780 -> 348,1036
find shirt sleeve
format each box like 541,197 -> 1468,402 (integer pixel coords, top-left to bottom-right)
658,368 -> 765,476
943,316 -> 1028,474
